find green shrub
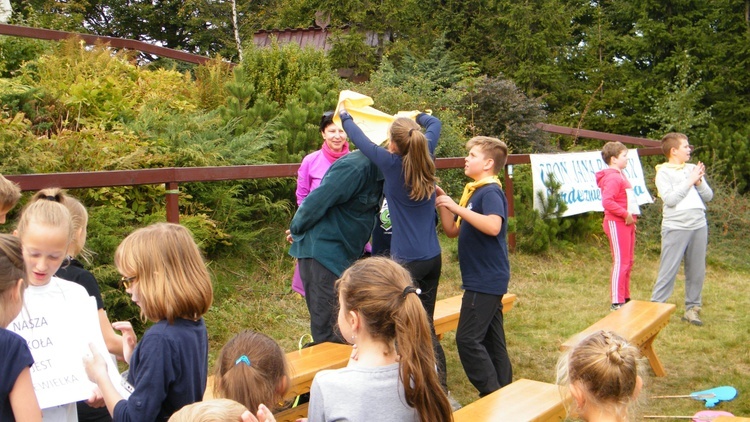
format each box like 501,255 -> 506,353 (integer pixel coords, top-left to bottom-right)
236,41 -> 338,108
467,75 -> 551,153
326,29 -> 378,79
512,165 -> 577,254
193,58 -> 234,111
0,35 -> 51,77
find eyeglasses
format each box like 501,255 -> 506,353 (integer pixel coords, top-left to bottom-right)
120,276 -> 136,289
322,111 -> 334,119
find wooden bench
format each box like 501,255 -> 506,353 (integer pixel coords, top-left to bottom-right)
204,341 -> 351,401
434,293 -> 517,339
560,300 -> 676,377
453,378 -> 570,422
275,402 -> 309,422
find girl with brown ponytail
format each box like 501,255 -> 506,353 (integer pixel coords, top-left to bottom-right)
339,108 -> 449,390
556,330 -> 644,422
307,257 -> 452,422
213,329 -> 289,421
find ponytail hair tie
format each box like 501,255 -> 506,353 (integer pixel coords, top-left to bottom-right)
235,355 -> 251,367
408,128 -> 417,137
401,285 -> 421,299
44,195 -> 57,202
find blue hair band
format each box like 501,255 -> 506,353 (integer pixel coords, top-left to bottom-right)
235,355 -> 251,367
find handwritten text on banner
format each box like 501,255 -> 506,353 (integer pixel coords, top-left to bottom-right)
529,149 -> 653,217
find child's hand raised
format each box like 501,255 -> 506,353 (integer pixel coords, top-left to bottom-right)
86,386 -> 106,408
435,193 -> 458,213
240,404 -> 277,422
112,321 -> 137,364
692,162 -> 706,185
83,343 -> 109,385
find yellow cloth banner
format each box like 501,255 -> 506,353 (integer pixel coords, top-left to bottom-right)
332,90 -> 426,145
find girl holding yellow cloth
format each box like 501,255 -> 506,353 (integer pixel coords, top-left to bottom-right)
338,105 -> 449,391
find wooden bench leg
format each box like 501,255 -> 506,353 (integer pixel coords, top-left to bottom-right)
640,335 -> 667,377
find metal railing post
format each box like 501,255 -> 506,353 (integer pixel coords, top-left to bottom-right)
165,182 -> 179,223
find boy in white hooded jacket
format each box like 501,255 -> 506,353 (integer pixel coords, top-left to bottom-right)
650,132 -> 713,326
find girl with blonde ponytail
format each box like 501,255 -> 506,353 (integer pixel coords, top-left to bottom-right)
556,330 -> 644,422
11,188 -> 91,421
307,257 -> 452,422
339,109 -> 448,389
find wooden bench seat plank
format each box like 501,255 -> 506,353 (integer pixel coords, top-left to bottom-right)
434,293 -> 517,338
283,342 -> 351,399
276,402 -> 309,422
560,300 -> 676,377
453,378 -> 570,422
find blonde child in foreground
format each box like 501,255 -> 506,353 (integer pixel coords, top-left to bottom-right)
83,222 -> 213,421
305,257 -> 453,422
213,330 -> 289,422
12,189 -> 93,421
0,234 -> 42,421
0,174 -> 22,225
169,398 -> 276,422
556,330 -> 643,422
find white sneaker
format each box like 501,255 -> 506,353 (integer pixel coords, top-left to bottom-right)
682,307 -> 703,326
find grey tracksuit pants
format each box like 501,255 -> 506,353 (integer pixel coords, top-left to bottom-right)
651,225 -> 708,309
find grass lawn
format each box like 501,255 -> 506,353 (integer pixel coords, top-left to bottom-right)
205,232 -> 750,420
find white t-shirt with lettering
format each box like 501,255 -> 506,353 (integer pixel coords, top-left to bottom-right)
12,276 -> 90,422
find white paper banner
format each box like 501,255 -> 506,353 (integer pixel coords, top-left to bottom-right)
529,149 -> 653,217
9,295 -> 131,409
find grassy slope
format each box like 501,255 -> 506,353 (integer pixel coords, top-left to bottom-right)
206,233 -> 750,420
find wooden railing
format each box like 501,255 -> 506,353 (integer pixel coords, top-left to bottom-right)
0,23 -> 222,66
4,125 -> 661,249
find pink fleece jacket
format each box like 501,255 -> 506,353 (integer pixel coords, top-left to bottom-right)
296,149 -> 333,205
596,167 -> 633,222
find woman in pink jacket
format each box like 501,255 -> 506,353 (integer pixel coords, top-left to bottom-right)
292,111 -> 350,296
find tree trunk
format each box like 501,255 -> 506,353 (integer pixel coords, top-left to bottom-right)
233,0 -> 243,62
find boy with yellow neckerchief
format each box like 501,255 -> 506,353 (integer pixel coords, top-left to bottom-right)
436,136 -> 511,397
650,132 -> 713,326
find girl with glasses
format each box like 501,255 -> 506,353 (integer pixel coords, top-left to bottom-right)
84,223 -> 214,422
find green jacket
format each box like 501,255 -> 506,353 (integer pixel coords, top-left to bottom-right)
289,151 -> 384,276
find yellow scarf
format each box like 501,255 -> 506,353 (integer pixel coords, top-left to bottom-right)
456,176 -> 502,228
655,162 -> 686,172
